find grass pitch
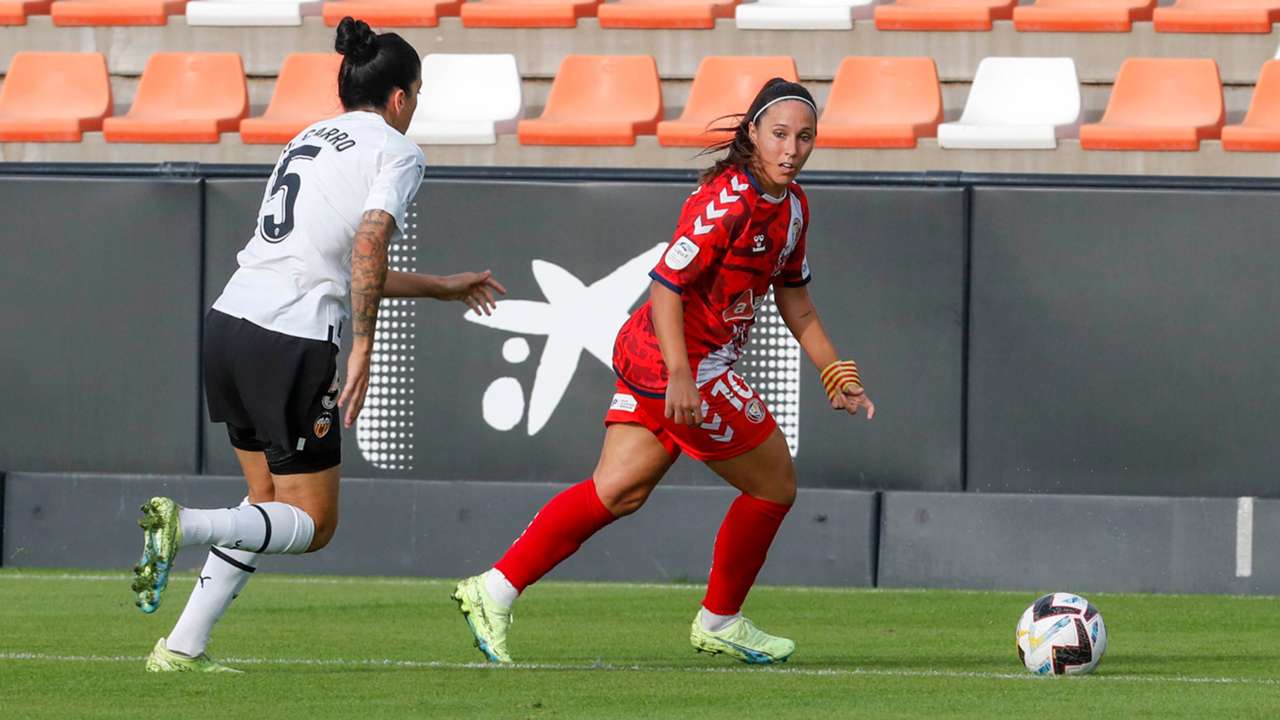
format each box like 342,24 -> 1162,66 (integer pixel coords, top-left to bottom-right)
2,569 -> 1277,719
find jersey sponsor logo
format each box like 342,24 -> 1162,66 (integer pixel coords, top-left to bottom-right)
722,289 -> 760,324
665,236 -> 700,271
745,398 -> 766,424
465,244 -> 667,435
751,234 -> 768,253
314,412 -> 332,439
610,393 -> 638,413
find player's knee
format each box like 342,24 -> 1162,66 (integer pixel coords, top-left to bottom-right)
303,512 -> 337,545
756,469 -> 797,507
597,482 -> 652,517
303,509 -> 339,552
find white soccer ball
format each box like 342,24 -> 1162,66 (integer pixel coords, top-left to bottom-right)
1016,592 -> 1108,676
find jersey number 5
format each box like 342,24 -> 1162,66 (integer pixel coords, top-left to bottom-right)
261,144 -> 321,243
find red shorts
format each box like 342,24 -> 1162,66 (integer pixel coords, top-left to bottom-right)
604,369 -> 778,462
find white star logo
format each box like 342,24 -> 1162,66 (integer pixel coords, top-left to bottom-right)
465,243 -> 666,435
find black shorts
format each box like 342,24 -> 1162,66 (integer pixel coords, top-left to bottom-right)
204,309 -> 341,474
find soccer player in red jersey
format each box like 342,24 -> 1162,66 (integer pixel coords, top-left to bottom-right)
454,78 -> 874,665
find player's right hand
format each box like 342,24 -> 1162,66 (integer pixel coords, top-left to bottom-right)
665,371 -> 703,426
339,348 -> 372,428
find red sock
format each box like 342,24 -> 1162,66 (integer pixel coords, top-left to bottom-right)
494,478 -> 617,592
702,494 -> 791,616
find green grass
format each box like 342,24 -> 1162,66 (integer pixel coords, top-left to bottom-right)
2,568 -> 1278,719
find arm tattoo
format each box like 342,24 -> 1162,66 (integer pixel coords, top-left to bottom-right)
350,209 -> 395,340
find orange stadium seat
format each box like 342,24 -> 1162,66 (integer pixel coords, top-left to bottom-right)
1013,0 -> 1154,32
518,55 -> 662,145
460,0 -> 601,27
817,57 -> 941,148
0,52 -> 111,142
103,53 -> 247,143
240,53 -> 343,145
597,0 -> 739,29
1222,60 -> 1280,152
1079,58 -> 1223,151
874,0 -> 1016,31
322,0 -> 463,26
0,0 -> 53,24
50,0 -> 188,25
657,56 -> 798,147
1153,0 -> 1280,33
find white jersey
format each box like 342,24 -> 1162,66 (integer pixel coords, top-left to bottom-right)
213,111 -> 425,345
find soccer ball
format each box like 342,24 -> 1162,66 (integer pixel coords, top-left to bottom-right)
1016,592 -> 1108,676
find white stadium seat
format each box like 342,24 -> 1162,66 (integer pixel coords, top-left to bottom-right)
734,0 -> 881,31
937,57 -> 1081,150
185,0 -> 323,26
407,54 -> 522,145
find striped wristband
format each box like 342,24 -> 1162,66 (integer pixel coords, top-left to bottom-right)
820,360 -> 863,401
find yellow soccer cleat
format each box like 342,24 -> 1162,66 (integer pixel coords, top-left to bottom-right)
145,638 -> 241,673
690,614 -> 795,665
451,575 -> 514,663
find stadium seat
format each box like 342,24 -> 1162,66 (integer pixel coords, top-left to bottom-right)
518,56 -> 661,145
597,0 -> 738,29
321,0 -> 463,26
816,57 -> 941,148
50,0 -> 188,25
657,56 -> 798,147
874,0 -> 1016,31
1079,58 -> 1223,151
0,0 -> 53,24
240,54 -> 343,145
938,58 -> 1080,149
1153,0 -> 1280,33
1012,0 -> 1154,32
407,54 -> 521,144
734,0 -> 879,31
460,0 -> 601,27
187,0 -> 321,25
102,53 -> 248,143
0,52 -> 110,142
1222,60 -> 1280,151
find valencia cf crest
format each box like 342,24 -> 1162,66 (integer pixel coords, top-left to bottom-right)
314,412 -> 332,439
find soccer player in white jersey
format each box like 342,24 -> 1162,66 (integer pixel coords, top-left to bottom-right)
130,17 -> 506,672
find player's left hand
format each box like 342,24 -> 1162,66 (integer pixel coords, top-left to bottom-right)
440,270 -> 507,316
833,384 -> 875,420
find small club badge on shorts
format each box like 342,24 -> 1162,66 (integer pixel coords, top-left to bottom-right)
314,412 -> 333,439
745,398 -> 766,424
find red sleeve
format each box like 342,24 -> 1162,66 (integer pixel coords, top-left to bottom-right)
650,181 -> 748,294
776,189 -> 812,288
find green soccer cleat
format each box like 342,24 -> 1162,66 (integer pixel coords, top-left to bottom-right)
145,638 -> 241,673
690,614 -> 796,665
451,575 -> 513,663
132,497 -> 181,614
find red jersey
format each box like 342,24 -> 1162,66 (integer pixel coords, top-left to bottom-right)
613,166 -> 811,395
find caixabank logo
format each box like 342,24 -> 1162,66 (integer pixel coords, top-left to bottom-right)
356,230 -> 804,471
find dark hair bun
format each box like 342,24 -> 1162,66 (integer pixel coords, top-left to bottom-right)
335,16 -> 378,64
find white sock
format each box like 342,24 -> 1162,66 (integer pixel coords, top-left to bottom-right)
699,607 -> 742,633
483,568 -> 519,609
166,546 -> 259,658
178,502 -> 315,554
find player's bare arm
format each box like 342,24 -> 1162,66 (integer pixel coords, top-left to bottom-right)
340,208 -> 394,428
650,281 -> 703,426
775,284 -> 874,420
384,269 -> 507,315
